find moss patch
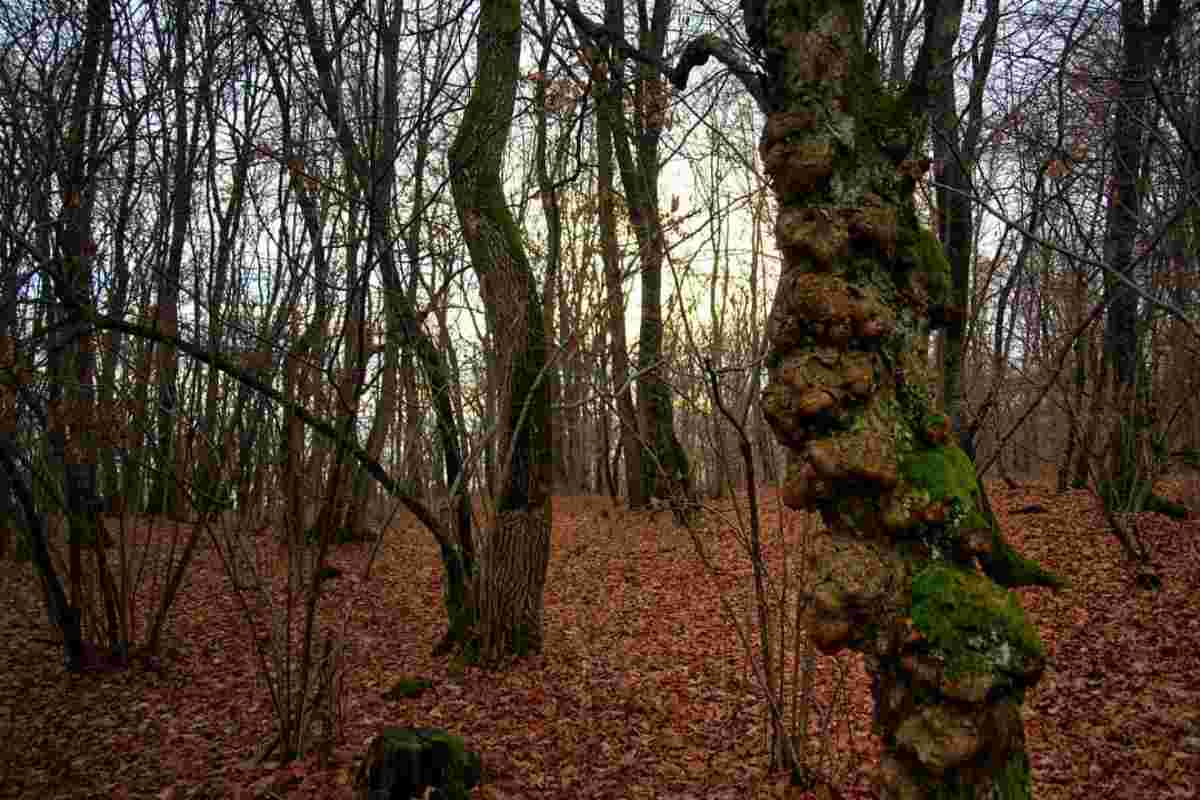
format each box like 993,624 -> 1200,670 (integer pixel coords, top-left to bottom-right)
910,226 -> 951,303
883,444 -> 979,535
989,748 -> 1034,800
893,445 -> 1064,588
381,676 -> 433,701
368,727 -> 482,800
901,444 -> 978,506
901,748 -> 1032,800
910,564 -> 1043,681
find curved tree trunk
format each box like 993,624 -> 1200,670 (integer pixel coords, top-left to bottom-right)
449,0 -> 553,664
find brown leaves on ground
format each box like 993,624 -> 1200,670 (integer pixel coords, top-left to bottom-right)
993,481 -> 1200,800
1,484 -> 1198,799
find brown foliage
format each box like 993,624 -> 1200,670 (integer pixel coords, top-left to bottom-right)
0,488 -> 1197,798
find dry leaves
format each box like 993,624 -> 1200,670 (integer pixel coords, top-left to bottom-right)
0,485 -> 1197,799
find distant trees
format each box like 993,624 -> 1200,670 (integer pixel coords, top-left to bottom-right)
1,0 -> 1198,698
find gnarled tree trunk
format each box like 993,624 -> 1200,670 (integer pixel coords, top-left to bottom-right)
668,0 -> 1055,794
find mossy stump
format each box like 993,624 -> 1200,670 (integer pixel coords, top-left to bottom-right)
354,726 -> 481,800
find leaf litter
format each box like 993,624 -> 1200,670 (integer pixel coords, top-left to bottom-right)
0,484 -> 1197,799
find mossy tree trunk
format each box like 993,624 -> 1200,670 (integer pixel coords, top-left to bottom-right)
449,0 -> 553,664
668,0 -> 1054,794
931,0 -> 997,463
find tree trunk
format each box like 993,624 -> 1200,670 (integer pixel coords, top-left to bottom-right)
669,0 -> 1052,792
448,0 -> 553,664
43,0 -> 113,671
933,0 -> 997,459
532,24 -> 572,491
1097,0 -> 1180,530
602,0 -> 695,518
595,63 -> 645,510
148,0 -> 196,518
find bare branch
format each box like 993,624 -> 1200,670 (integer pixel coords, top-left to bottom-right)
670,33 -> 767,111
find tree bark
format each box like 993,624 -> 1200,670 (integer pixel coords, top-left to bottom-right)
595,59 -> 645,510
667,0 -> 1053,793
448,0 -> 553,663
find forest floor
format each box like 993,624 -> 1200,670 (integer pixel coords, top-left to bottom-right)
1,480 -> 1198,800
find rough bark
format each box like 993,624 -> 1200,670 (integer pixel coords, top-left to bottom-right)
672,0 -> 1052,794
448,0 -> 553,664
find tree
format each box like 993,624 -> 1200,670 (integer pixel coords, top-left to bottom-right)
662,0 -> 1058,794
35,0 -> 114,672
1094,0 -> 1182,577
930,0 -> 998,461
448,0 -> 554,663
594,28 -> 647,509
594,0 -> 697,518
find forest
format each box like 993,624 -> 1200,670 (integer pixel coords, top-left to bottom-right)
0,0 -> 1198,796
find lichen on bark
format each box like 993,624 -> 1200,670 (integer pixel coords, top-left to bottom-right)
664,0 -> 1055,790
746,0 -> 1050,795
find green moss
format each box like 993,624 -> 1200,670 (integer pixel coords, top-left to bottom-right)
382,677 -> 433,700
453,635 -> 481,667
979,527 -> 1066,590
510,622 -> 533,658
901,444 -> 978,507
921,411 -> 950,438
910,564 -> 1043,680
890,224 -> 951,313
913,228 -> 950,298
833,492 -> 878,529
904,750 -> 1032,800
896,445 -> 1063,588
1145,493 -> 1189,520
991,749 -> 1034,800
375,727 -> 482,800
304,525 -> 364,545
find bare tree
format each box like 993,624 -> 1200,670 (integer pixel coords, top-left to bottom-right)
449,0 -> 554,663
